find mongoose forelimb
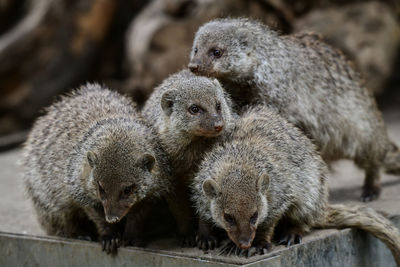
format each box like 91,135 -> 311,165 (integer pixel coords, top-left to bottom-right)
143,69 -> 234,247
23,84 -> 171,254
191,106 -> 400,265
188,18 -> 400,202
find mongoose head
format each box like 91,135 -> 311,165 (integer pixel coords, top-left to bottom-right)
202,165 -> 269,250
160,70 -> 233,138
86,139 -> 157,224
189,18 -> 265,81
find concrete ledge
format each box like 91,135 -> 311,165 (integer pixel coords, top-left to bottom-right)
1,217 -> 398,267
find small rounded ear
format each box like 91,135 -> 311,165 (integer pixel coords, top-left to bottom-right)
237,29 -> 252,50
257,174 -> 270,194
161,90 -> 178,116
138,153 -> 155,172
202,178 -> 221,200
87,151 -> 98,168
212,78 -> 221,88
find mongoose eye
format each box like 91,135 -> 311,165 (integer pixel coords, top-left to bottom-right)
98,182 -> 106,199
216,102 -> 221,112
188,105 -> 200,115
250,211 -> 258,225
194,47 -> 198,54
212,48 -> 223,58
224,213 -> 236,226
123,185 -> 135,196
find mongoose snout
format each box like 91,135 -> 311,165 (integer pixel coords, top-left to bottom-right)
188,63 -> 199,73
214,125 -> 223,132
105,215 -> 121,224
188,61 -> 213,76
228,227 -> 256,250
197,113 -> 225,136
102,200 -> 131,224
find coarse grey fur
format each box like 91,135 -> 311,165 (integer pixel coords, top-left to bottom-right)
142,69 -> 235,245
143,69 -> 235,175
189,18 -> 400,201
191,106 -> 400,265
23,84 -> 171,253
192,105 -> 327,251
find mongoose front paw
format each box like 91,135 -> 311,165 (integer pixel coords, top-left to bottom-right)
361,186 -> 381,202
278,232 -> 302,247
101,235 -> 121,254
196,232 -> 219,251
180,234 -> 197,248
219,240 -> 270,257
254,240 -> 272,255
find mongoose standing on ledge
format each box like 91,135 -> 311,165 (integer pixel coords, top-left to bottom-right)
189,18 -> 400,201
142,69 -> 234,247
23,84 -> 171,254
191,106 -> 400,265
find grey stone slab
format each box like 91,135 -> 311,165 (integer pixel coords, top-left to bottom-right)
0,232 -> 282,267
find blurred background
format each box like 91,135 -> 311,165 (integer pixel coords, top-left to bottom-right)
0,0 -> 399,151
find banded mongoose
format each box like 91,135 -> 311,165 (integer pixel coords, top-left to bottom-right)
142,69 -> 234,246
23,84 -> 171,254
188,18 -> 400,201
191,106 -> 400,265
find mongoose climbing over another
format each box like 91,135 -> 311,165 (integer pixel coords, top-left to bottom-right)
23,84 -> 171,254
189,18 -> 400,201
142,69 -> 234,247
191,106 -> 400,265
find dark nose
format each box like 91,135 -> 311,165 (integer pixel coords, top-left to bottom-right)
238,240 -> 252,250
188,63 -> 199,73
214,125 -> 224,132
105,214 -> 120,224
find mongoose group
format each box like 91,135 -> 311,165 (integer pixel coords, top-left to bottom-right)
23,18 -> 400,265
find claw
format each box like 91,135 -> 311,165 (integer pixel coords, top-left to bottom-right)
219,240 -> 270,257
100,235 -> 120,254
196,233 -> 219,251
181,235 -> 196,248
279,233 -> 302,247
248,247 -> 257,257
295,235 -> 302,244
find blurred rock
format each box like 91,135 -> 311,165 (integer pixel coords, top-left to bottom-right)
294,1 -> 400,94
124,0 -> 289,106
0,0 -> 116,139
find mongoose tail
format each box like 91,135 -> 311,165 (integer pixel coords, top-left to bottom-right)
316,204 -> 400,266
384,142 -> 400,175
